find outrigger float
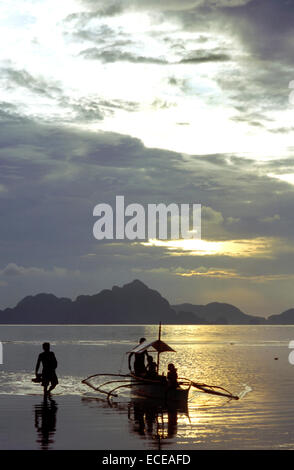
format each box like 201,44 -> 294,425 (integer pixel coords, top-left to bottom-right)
82,323 -> 239,405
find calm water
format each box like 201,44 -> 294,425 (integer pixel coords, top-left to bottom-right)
0,324 -> 294,450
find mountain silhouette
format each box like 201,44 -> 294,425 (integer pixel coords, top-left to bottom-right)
267,308 -> 294,324
0,280 -> 176,324
172,302 -> 265,324
0,279 -> 291,324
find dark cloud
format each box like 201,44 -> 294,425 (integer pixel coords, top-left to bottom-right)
1,67 -> 142,123
80,47 -> 231,66
0,102 -> 28,123
269,126 -> 294,134
64,22 -> 127,44
1,67 -> 63,98
59,96 -> 105,121
218,0 -> 294,63
80,47 -> 168,64
179,52 -> 231,63
74,2 -> 124,18
99,99 -> 140,112
78,0 -> 253,15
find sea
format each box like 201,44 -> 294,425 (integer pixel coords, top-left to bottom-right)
0,324 -> 293,450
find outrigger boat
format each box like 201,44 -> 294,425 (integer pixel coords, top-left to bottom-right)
82,323 -> 239,404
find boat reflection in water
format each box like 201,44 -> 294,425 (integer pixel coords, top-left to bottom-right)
34,397 -> 58,450
129,398 -> 187,447
82,395 -> 188,449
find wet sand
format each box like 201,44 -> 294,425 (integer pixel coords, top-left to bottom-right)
0,394 -> 149,450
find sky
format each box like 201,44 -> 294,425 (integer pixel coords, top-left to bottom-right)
1,0 -> 294,317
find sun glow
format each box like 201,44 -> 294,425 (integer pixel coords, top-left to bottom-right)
141,237 -> 273,257
268,173 -> 294,186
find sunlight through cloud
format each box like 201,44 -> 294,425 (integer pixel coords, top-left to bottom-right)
141,237 -> 273,258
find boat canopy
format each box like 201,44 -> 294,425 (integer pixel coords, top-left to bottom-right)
127,339 -> 175,354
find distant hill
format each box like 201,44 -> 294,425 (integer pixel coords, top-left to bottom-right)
0,279 -> 291,324
0,280 -> 176,324
173,302 -> 266,325
0,293 -> 73,324
267,308 -> 294,324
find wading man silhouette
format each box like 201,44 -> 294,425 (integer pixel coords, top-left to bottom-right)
35,342 -> 58,397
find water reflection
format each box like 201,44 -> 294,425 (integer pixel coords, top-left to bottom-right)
82,396 -> 188,449
34,397 -> 58,450
129,400 -> 185,447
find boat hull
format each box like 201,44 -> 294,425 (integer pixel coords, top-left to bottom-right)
131,377 -> 189,404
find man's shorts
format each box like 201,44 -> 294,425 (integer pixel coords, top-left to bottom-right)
41,371 -> 58,387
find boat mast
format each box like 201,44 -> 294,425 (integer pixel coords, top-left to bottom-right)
157,321 -> 162,373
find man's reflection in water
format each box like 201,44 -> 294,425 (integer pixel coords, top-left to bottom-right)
34,397 -> 58,450
133,404 -> 146,435
167,408 -> 178,438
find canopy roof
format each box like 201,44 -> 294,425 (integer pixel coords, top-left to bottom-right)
128,339 -> 175,354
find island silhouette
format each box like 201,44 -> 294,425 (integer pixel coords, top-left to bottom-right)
0,279 -> 293,324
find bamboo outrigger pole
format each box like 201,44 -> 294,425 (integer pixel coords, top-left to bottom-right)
157,321 -> 162,373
